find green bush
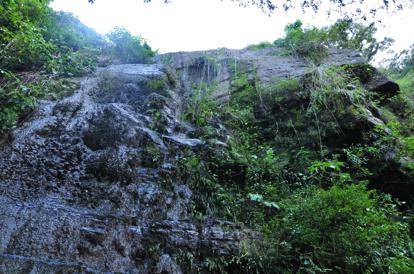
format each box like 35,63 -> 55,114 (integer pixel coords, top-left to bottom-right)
274,19 -> 393,63
262,184 -> 414,273
0,70 -> 44,135
45,48 -> 98,77
0,2 -> 104,73
248,41 -> 274,50
0,23 -> 55,71
306,65 -> 366,114
0,0 -> 55,70
0,1 -> 113,137
0,0 -> 51,31
274,20 -> 329,63
184,82 -> 219,127
107,27 -> 155,63
43,11 -> 106,51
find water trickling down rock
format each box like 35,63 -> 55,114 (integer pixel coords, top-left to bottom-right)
0,47 -> 404,273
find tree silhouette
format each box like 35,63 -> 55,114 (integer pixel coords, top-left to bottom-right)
87,0 -> 414,20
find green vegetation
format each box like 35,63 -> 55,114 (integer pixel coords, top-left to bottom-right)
2,2 -> 414,272
382,44 -> 414,169
252,18 -> 393,63
178,42 -> 414,272
45,48 -> 98,77
146,78 -> 166,91
326,19 -> 394,61
274,20 -> 330,63
262,184 -> 414,273
0,0 -> 100,137
209,38 -> 414,273
0,0 -> 155,138
0,1 -> 104,73
389,44 -> 414,76
184,82 -> 219,127
248,41 -> 274,51
306,66 -> 366,114
107,27 -> 155,63
0,69 -> 43,136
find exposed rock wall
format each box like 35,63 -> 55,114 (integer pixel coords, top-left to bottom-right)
0,63 -> 256,273
158,48 -> 366,103
0,47 -> 407,273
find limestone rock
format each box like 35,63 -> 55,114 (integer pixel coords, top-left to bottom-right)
0,46 -> 408,273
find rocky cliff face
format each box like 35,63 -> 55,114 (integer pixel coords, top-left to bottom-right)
0,47 -> 407,273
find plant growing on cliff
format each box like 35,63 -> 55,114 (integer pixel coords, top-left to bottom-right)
0,23 -> 56,71
0,1 -> 157,139
0,1 -> 104,72
45,48 -> 98,77
107,27 -> 155,63
0,70 -> 44,136
261,184 -> 414,273
274,19 -> 393,62
306,65 -> 366,114
184,82 -> 219,127
274,20 -> 329,63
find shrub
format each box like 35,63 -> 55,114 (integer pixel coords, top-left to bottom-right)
0,0 -> 51,31
306,65 -> 366,114
0,3 -> 104,73
248,41 -> 274,50
45,48 -> 98,77
274,19 -> 393,63
0,23 -> 55,71
107,27 -> 155,63
262,184 -> 414,273
0,0 -> 56,71
184,82 -> 218,127
43,11 -> 106,51
274,20 -> 329,63
0,70 -> 44,136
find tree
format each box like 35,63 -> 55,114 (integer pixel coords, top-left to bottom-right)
388,44 -> 414,74
326,18 -> 394,61
107,27 -> 155,63
273,19 -> 393,61
87,0 -> 414,20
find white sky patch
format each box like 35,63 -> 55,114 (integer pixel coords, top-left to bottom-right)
50,0 -> 414,62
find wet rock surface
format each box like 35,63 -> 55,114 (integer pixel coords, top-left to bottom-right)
158,47 -> 365,103
0,63 -> 254,273
0,47 -> 405,273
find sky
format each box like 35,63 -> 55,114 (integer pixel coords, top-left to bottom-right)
50,0 -> 414,62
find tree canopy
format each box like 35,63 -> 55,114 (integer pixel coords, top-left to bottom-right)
88,0 -> 414,20
272,18 -> 394,61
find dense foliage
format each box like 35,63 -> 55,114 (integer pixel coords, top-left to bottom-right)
1,1 -> 414,273
262,184 -> 413,273
178,24 -> 414,272
0,0 -> 155,138
0,69 -> 43,136
388,44 -> 414,76
107,27 -> 155,63
271,19 -> 393,62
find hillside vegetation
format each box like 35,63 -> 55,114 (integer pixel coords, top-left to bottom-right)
0,0 -> 155,138
1,1 -> 414,273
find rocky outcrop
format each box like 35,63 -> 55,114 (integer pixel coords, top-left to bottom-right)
158,47 -> 366,103
0,47 -> 408,273
0,63 -> 256,273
